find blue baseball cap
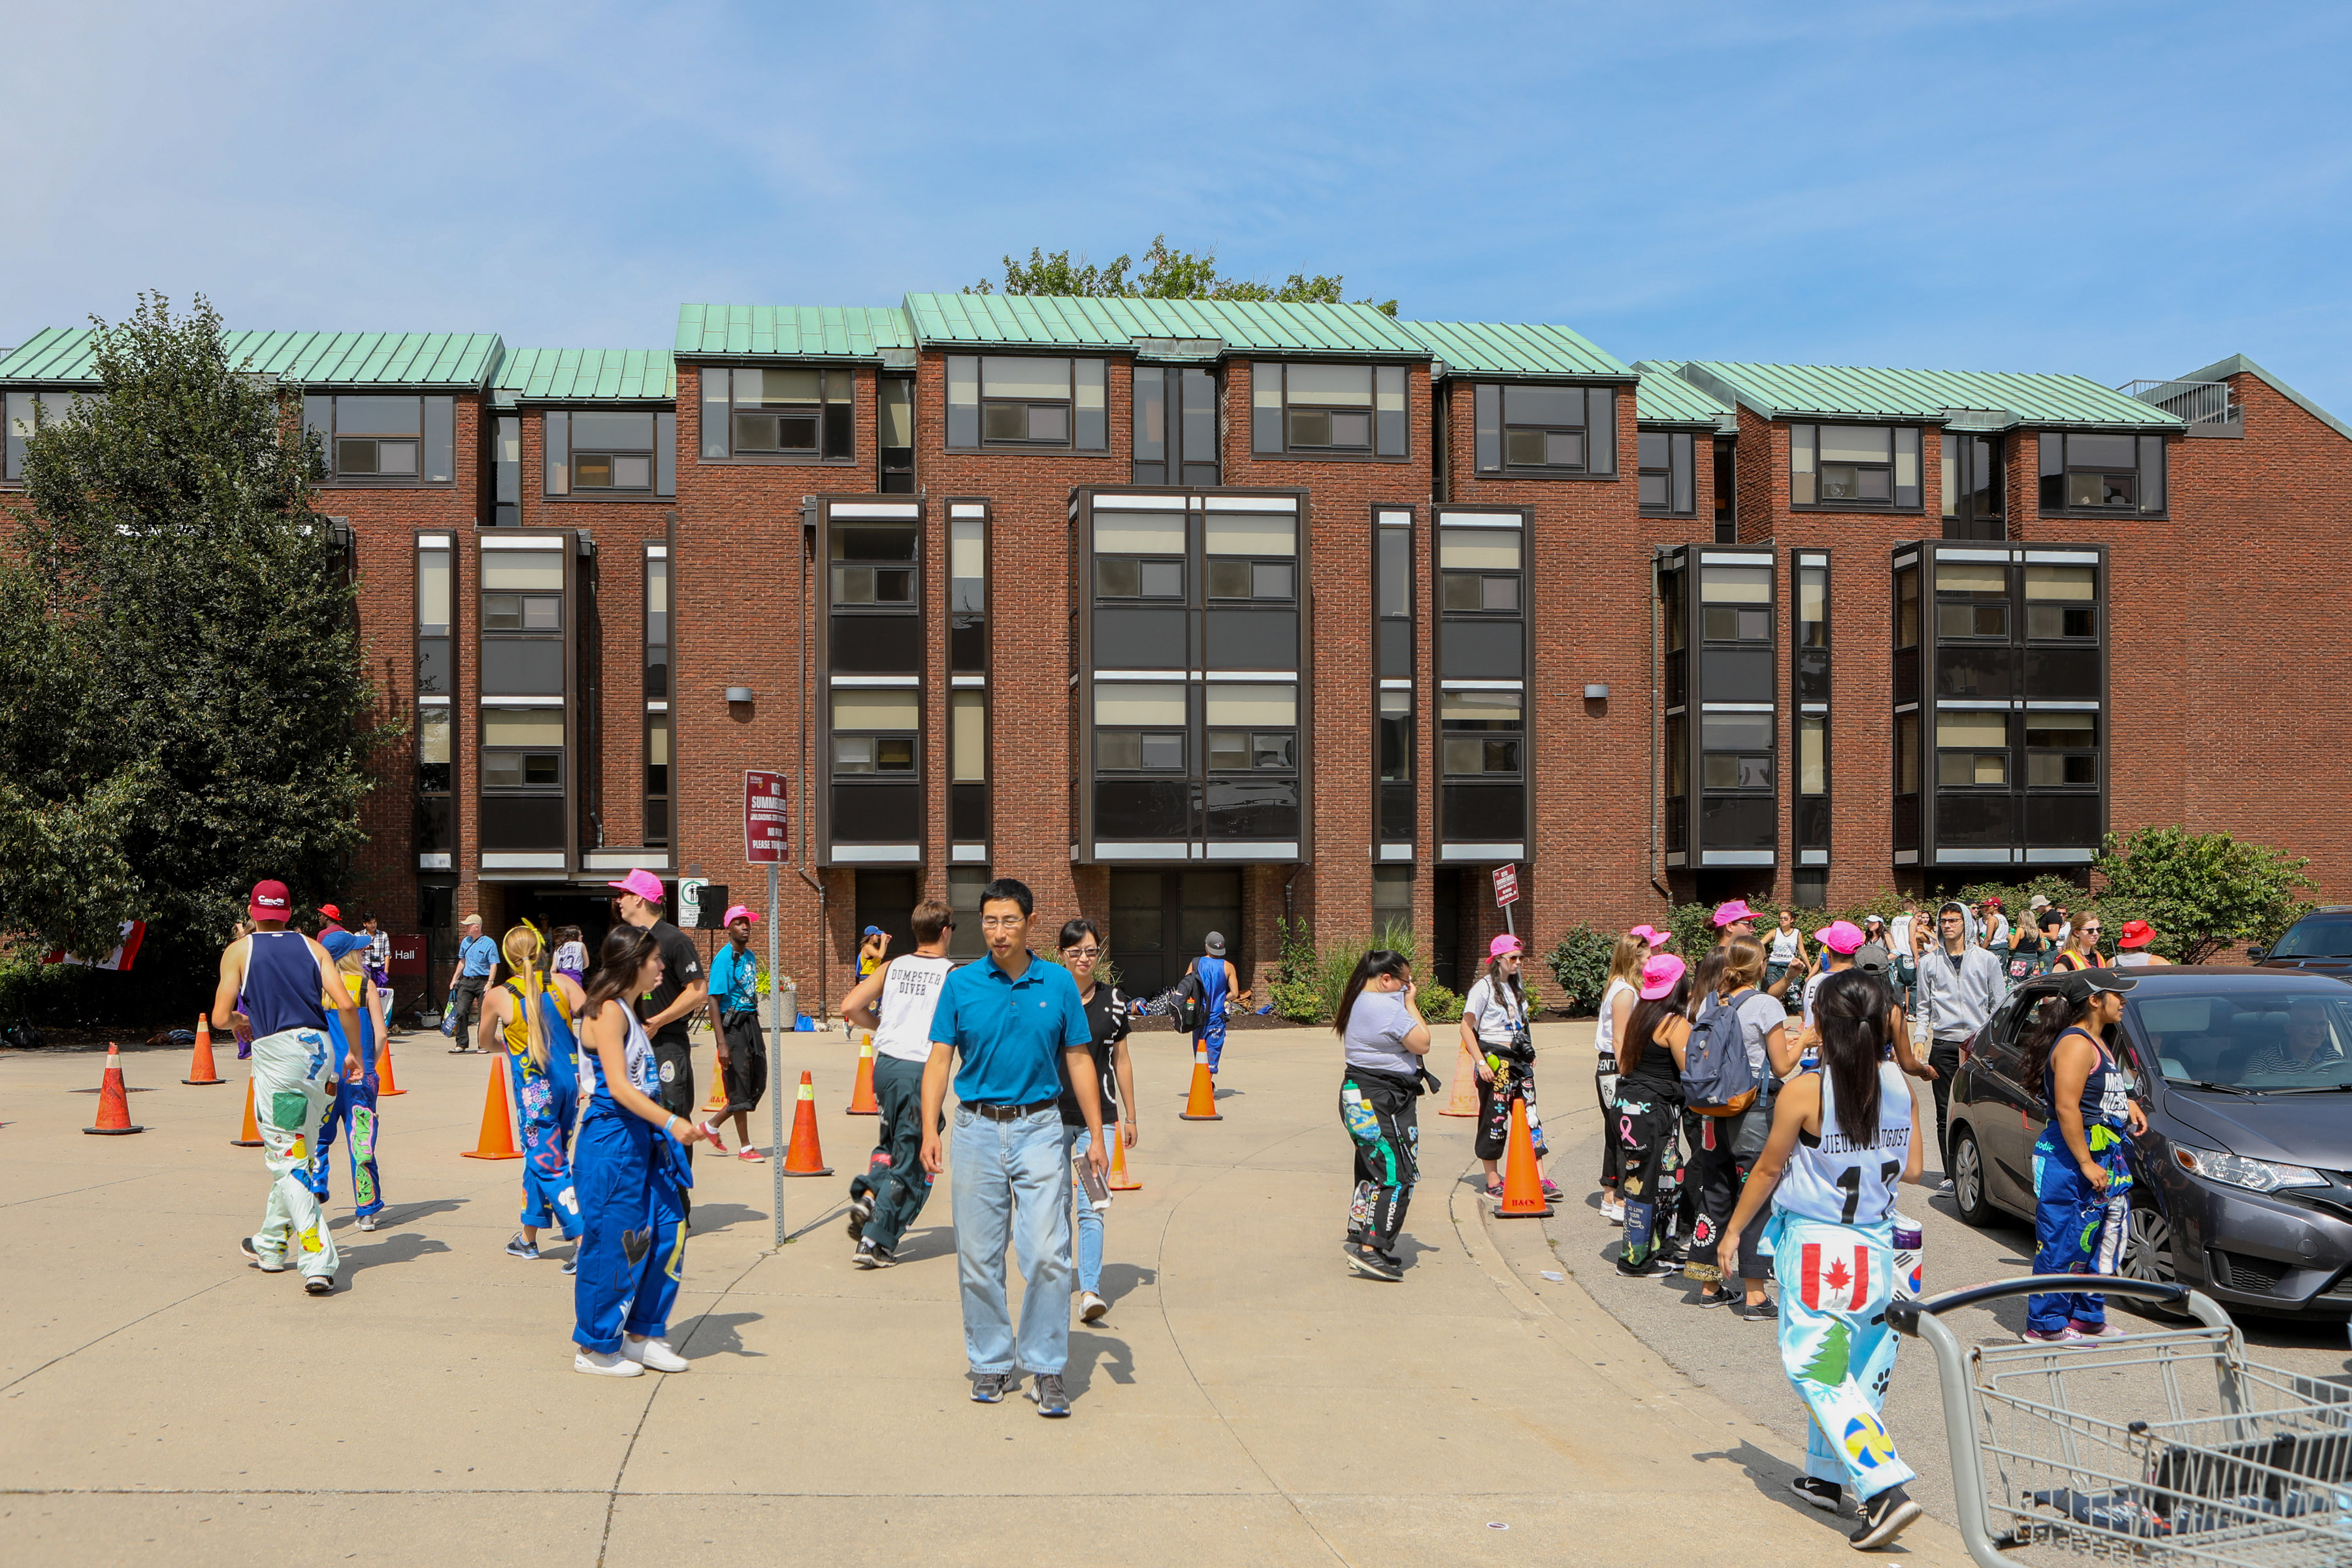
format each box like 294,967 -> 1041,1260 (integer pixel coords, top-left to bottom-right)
862,925 -> 885,938
320,929 -> 369,961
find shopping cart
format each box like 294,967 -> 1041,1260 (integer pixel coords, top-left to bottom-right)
1889,1274 -> 2351,1567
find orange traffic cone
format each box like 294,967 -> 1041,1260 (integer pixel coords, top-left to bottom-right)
847,1031 -> 879,1115
183,1013 -> 225,1085
374,1029 -> 404,1096
1494,1096 -> 1553,1218
1107,1127 -> 1141,1190
84,1042 -> 146,1135
1177,1043 -> 1221,1120
781,1070 -> 832,1176
460,1054 -> 523,1160
1439,1037 -> 1480,1117
231,1076 -> 263,1146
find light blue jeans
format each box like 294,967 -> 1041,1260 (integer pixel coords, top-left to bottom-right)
1061,1122 -> 1105,1296
951,1105 -> 1071,1376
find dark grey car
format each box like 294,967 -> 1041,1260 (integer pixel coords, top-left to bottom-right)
1946,967 -> 2352,1320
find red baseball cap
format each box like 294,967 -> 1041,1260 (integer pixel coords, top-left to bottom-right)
249,880 -> 292,923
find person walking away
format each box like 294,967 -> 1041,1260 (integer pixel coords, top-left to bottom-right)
551,924 -> 588,988
485,924 -> 589,1266
2053,913 -> 2106,972
1465,935 -> 1558,1201
1766,907 -> 1809,1001
308,936 -> 388,1233
572,925 -> 713,1377
446,915 -> 497,1053
1054,918 -> 1136,1324
920,879 -> 1107,1415
214,881 -> 363,1296
2112,920 -> 2168,967
609,870 -> 708,1177
2018,971 -> 2144,1343
1980,898 -> 2012,980
1908,902 -> 2005,1194
1334,949 -> 1431,1283
703,906 -> 770,1161
1191,932 -> 1249,1076
1718,969 -> 1927,1548
1797,921 -> 1866,1067
1683,936 -> 1799,1318
2006,905 -> 2045,983
841,900 -> 957,1268
1613,954 -> 1691,1277
1592,930 -> 1654,1224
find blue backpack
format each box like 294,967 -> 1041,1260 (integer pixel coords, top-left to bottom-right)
1681,988 -> 1764,1117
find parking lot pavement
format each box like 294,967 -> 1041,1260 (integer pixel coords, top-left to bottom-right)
1536,1045 -> 2352,1533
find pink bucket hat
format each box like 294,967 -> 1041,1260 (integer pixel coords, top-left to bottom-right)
1637,953 -> 1687,1000
1488,933 -> 1522,959
722,904 -> 757,927
1814,920 -> 1865,955
607,868 -> 665,903
1712,899 -> 1757,928
1627,924 -> 1672,948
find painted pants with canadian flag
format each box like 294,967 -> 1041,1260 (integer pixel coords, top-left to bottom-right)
1766,1209 -> 1914,1503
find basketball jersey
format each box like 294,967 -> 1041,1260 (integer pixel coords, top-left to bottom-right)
874,955 -> 955,1063
1776,1061 -> 1912,1228
242,930 -> 329,1038
2046,1026 -> 2131,1130
584,999 -> 657,1117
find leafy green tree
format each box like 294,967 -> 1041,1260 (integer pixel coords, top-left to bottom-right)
1544,923 -> 1618,1014
2093,825 -> 2315,964
968,235 -> 1398,315
0,293 -> 393,1005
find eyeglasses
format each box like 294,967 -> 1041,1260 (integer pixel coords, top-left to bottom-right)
1063,946 -> 1102,960
2081,926 -> 2104,936
980,915 -> 1026,930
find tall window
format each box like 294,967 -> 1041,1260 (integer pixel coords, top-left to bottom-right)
416,537 -> 454,866
879,376 -> 914,491
945,356 -> 1107,450
303,395 -> 455,485
493,416 -> 520,526
1473,385 -> 1615,476
645,714 -> 670,846
1132,366 -> 1218,485
1794,553 -> 1829,862
1251,363 -> 1407,457
1639,430 -> 1695,514
546,411 -> 675,497
1373,864 -> 1413,936
478,538 -> 568,856
644,544 -> 669,844
1940,431 -> 2004,538
700,367 -> 853,461
2038,432 -> 2164,514
949,502 -> 988,849
1375,507 -> 1414,847
644,549 -> 669,697
1789,423 -> 1921,508
1712,438 -> 1737,542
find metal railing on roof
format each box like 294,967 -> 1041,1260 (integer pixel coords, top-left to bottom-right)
2121,378 -> 2236,425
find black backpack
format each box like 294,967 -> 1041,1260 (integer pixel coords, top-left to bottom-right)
1158,970 -> 1204,1034
1681,988 -> 1763,1117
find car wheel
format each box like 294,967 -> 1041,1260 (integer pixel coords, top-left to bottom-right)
1950,1126 -> 1996,1227
2119,1198 -> 2191,1320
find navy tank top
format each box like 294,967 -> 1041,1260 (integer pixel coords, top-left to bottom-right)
2045,1026 -> 2131,1130
243,930 -> 329,1038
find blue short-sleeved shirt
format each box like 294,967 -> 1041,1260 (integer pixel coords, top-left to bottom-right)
930,950 -> 1092,1107
708,941 -> 760,1013
459,934 -> 498,978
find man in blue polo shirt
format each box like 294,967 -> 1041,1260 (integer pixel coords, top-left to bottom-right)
922,877 -> 1107,1416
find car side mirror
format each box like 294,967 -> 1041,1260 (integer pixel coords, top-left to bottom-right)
2245,948 -> 2268,963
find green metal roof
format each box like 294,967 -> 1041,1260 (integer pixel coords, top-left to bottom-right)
1675,359 -> 2180,430
904,293 -> 1429,357
1402,319 -> 1632,381
0,327 -> 500,388
2167,353 -> 2352,443
1630,361 -> 1736,427
491,348 -> 676,407
673,305 -> 913,360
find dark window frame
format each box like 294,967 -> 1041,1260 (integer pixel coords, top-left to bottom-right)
1469,382 -> 1620,480
1940,428 -> 2004,538
1250,361 -> 1411,463
1639,428 -> 1697,514
2037,430 -> 2167,517
1788,421 -> 1924,512
878,375 -> 915,491
644,710 -> 671,847
1793,551 -> 1829,852
946,500 -> 990,850
1130,364 -> 1220,486
1374,506 -> 1414,843
695,365 -> 858,466
828,519 -> 923,612
542,408 -> 676,501
945,354 -> 1110,454
308,393 -> 457,488
415,534 -> 455,857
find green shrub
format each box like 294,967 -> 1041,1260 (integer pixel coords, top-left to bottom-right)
1416,980 -> 1464,1024
1269,917 -> 1464,1025
1544,923 -> 1618,1015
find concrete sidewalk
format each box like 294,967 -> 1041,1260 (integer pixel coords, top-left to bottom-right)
1,1022 -> 1971,1566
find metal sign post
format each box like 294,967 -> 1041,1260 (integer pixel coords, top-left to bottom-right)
1492,862 -> 1520,939
745,770 -> 792,1249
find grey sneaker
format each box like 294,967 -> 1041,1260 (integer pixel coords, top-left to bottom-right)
303,1276 -> 334,1296
853,1238 -> 896,1269
970,1371 -> 1011,1404
355,1214 -> 378,1232
240,1236 -> 287,1273
1343,1241 -> 1401,1281
1028,1372 -> 1071,1416
845,1191 -> 874,1244
505,1232 -> 539,1260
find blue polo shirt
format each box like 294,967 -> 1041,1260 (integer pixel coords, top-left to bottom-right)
459,934 -> 498,978
930,950 -> 1091,1106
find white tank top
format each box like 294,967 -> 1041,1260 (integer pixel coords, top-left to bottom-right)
1592,977 -> 1635,1060
1769,927 -> 1802,964
873,955 -> 955,1063
1776,1061 -> 1912,1228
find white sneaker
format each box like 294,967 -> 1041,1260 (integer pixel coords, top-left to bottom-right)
1935,1179 -> 1956,1195
574,1349 -> 644,1377
1079,1291 -> 1109,1323
1599,1197 -> 1627,1225
356,1214 -> 378,1232
624,1335 -> 689,1372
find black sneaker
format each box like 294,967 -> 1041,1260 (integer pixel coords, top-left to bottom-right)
1615,1252 -> 1670,1278
1343,1241 -> 1402,1281
1850,1486 -> 1923,1549
1791,1476 -> 1842,1511
1736,1298 -> 1777,1323
1028,1372 -> 1071,1416
853,1238 -> 896,1269
1693,1286 -> 1734,1307
505,1232 -> 539,1260
970,1371 -> 1011,1403
239,1236 -> 287,1274
846,1191 -> 874,1244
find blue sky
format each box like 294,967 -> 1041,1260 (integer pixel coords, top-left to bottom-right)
8,2 -> 2351,409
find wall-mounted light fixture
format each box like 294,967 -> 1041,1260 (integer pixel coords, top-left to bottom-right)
1584,683 -> 1609,700
725,686 -> 754,704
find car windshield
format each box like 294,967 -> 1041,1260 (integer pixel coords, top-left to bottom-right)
2131,987 -> 2352,1090
2269,915 -> 2352,958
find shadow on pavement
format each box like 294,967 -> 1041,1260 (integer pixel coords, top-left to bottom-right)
681,1309 -> 766,1360
885,1223 -> 958,1265
687,1201 -> 766,1236
342,1230 -> 453,1279
1098,1262 -> 1158,1304
1065,1328 -> 1132,1393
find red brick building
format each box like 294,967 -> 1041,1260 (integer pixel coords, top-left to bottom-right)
5,309 -> 2342,1009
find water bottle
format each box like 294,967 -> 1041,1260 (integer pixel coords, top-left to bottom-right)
1891,1212 -> 1925,1300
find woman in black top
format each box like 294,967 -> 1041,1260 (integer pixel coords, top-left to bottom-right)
1613,955 -> 1693,1277
1056,919 -> 1134,1325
